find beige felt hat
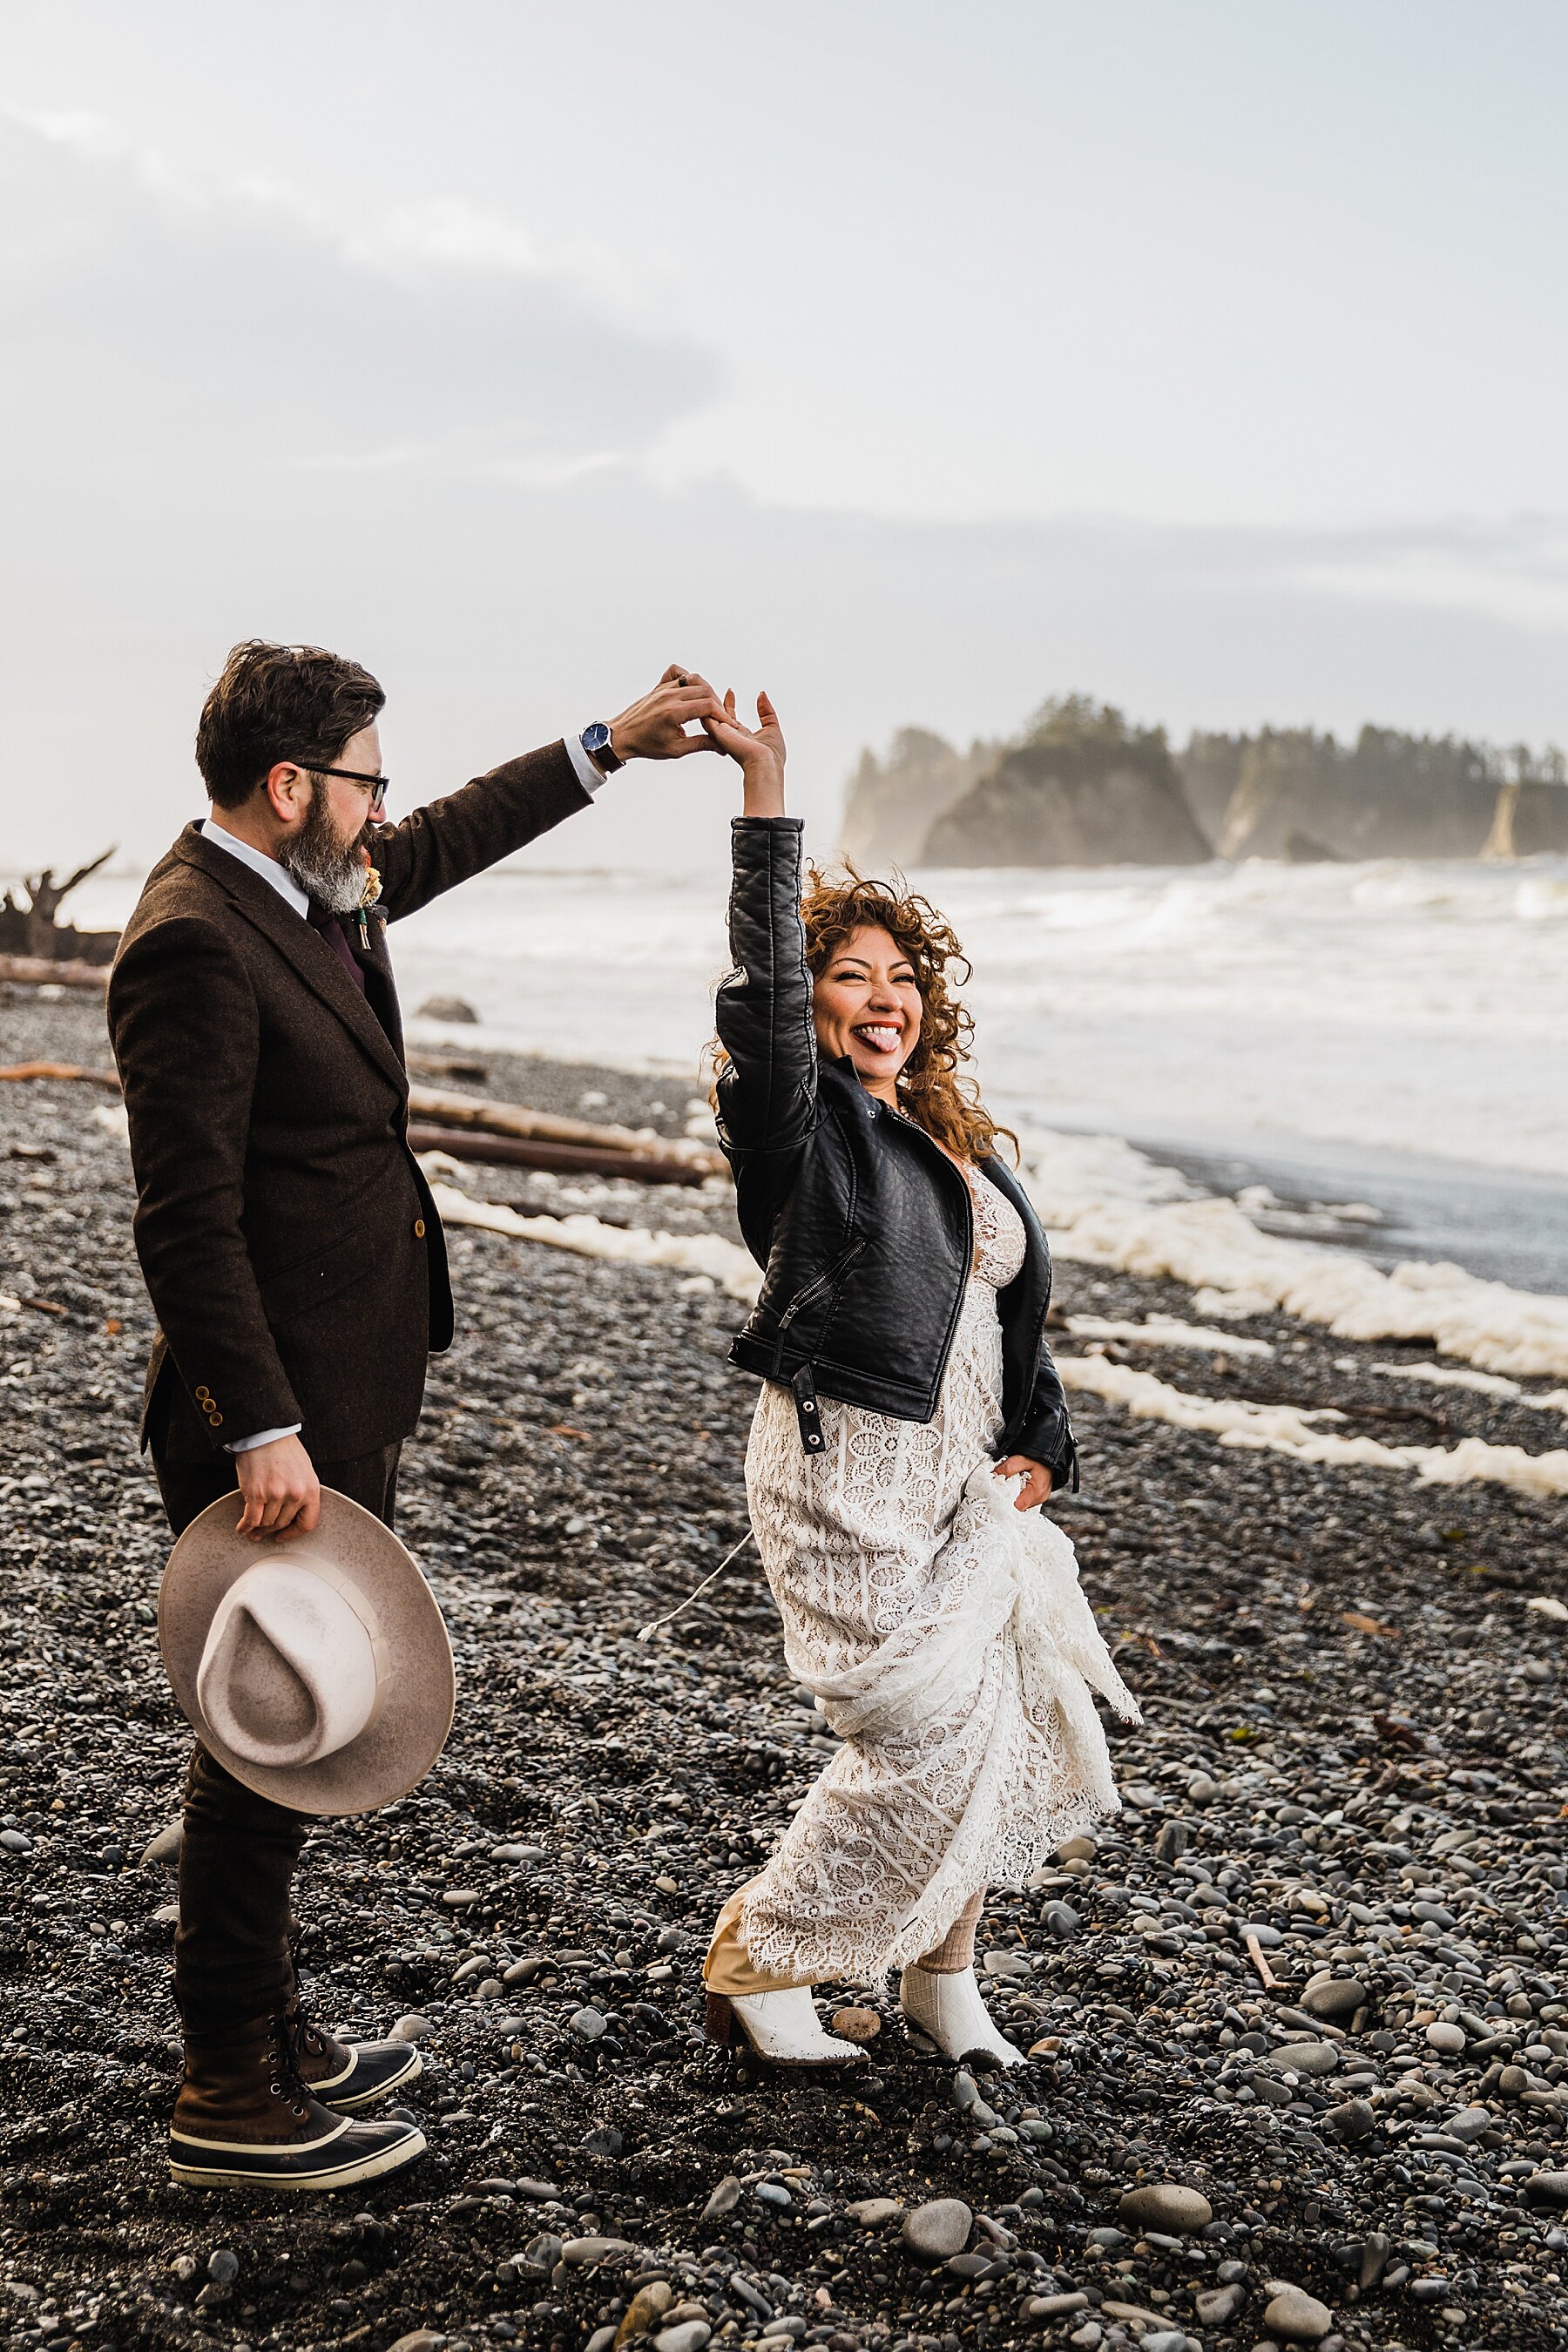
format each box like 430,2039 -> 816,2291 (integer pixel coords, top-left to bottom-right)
159,1488 -> 456,1815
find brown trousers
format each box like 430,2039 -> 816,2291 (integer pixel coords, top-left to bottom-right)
152,1441 -> 401,2041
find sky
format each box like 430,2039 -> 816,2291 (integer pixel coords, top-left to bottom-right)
5,0 -> 1568,871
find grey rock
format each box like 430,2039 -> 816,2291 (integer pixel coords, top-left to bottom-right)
388,2336 -> 447,2352
152,1902 -> 179,1927
700,2174 -> 742,2223
1067,2325 -> 1102,2349
418,994 -> 480,1023
0,1828 -> 32,1855
902,2197 -> 973,2259
1301,1977 -> 1367,2023
654,2327 -> 711,2352
1525,2171 -> 1568,2205
1140,2334 -> 1188,2352
504,1956 -> 548,1985
1045,1901 -> 1082,1936
205,2247 -> 239,2285
586,2332 -> 618,2352
1117,2182 -> 1213,2234
561,2235 -> 635,2267
515,2178 -> 560,2200
1267,2040 -> 1339,2077
490,1842 -> 546,1863
571,2004 -> 608,2041
1195,2282 -> 1245,2325
441,1886 -> 482,1908
584,2126 -> 625,2158
754,2182 -> 792,2210
1024,2293 -> 1089,2319
952,2070 -> 1001,2127
1425,2020 -> 1465,2054
1444,2105 -> 1493,2142
1262,2282 -> 1334,2342
139,1821 -> 183,1867
1358,2234 -> 1392,2291
1326,2099 -> 1376,2144
846,2196 -> 902,2224
391,2013 -> 433,2044
522,2233 -> 563,2274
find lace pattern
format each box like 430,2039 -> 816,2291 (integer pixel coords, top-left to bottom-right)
740,1164 -> 1139,1984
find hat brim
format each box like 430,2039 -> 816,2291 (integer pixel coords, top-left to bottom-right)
159,1487 -> 456,1816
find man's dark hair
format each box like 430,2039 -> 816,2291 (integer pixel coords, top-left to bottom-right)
196,639 -> 386,809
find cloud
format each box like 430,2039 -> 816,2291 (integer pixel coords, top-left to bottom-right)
0,109 -> 714,477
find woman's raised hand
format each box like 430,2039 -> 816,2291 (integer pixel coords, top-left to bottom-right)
705,688 -> 787,816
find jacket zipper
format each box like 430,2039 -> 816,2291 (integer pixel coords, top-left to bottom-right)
769,1235 -> 867,1451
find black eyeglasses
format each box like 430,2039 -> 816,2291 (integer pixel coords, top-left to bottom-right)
294,761 -> 389,814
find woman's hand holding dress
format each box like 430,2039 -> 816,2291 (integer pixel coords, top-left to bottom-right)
994,1454 -> 1054,1509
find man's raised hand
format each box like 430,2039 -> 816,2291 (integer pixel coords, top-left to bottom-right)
609,666 -> 728,763
234,1432 -> 321,1541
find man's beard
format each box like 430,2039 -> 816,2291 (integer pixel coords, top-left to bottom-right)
276,785 -> 369,915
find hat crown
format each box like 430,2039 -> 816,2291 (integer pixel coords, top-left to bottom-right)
195,1555 -> 385,1771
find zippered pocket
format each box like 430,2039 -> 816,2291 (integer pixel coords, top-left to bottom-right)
769,1234 -> 867,1379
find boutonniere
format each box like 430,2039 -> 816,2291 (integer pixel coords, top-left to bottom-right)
360,866 -> 383,912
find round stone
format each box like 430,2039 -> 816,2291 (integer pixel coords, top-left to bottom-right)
1267,2040 -> 1339,2077
1263,2282 -> 1334,2342
902,2197 -> 973,2259
830,2005 -> 882,2042
654,2328 -> 711,2352
1301,1977 -> 1367,2022
570,2005 -> 608,2040
1117,2182 -> 1213,2234
846,2197 -> 903,2224
390,2014 -> 433,2043
1426,2021 -> 1466,2054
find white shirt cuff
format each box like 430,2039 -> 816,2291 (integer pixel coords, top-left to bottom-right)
564,731 -> 608,796
226,1424 -> 303,1454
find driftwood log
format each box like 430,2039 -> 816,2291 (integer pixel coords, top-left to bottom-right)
405,1083 -> 725,1179
407,1124 -> 707,1187
0,1061 -> 730,1186
0,954 -> 112,990
0,1062 -> 122,1090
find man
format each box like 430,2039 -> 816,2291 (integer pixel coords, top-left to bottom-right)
110,639 -> 722,2187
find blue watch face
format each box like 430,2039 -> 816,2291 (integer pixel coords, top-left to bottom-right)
583,723 -> 611,756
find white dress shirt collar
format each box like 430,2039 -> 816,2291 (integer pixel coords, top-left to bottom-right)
200,814 -> 310,919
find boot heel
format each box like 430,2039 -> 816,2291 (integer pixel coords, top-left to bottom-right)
705,1990 -> 738,2047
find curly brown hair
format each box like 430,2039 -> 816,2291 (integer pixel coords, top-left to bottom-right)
803,863 -> 1017,1164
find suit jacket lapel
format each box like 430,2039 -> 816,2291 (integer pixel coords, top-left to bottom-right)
173,826 -> 409,1098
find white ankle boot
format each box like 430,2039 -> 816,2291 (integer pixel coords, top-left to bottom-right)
899,1963 -> 1024,2067
706,1985 -> 867,2067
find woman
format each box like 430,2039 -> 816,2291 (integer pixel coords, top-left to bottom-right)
699,690 -> 1139,2070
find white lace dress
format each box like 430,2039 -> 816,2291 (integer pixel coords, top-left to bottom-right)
737,1162 -> 1140,1985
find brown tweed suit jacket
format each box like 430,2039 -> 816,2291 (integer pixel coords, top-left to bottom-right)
109,741 -> 591,1463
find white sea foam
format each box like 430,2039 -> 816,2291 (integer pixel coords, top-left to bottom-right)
426,1180 -> 761,1301
1024,1132 -> 1568,1381
1059,1353 -> 1568,1501
1064,1315 -> 1275,1358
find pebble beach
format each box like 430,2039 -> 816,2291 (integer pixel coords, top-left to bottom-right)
4,987 -> 1568,2352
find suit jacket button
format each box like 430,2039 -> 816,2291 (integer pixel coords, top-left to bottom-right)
208,1410 -> 224,1427
413,1218 -> 426,1239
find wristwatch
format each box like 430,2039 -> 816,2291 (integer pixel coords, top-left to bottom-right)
580,722 -> 625,775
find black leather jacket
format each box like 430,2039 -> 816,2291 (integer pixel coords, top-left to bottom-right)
715,817 -> 1077,1484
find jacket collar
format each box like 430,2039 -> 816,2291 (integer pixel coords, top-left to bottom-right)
172,822 -> 408,1098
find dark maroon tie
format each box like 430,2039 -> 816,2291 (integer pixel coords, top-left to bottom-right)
306,901 -> 367,996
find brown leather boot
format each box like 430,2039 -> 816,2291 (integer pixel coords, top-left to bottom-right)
287,1994 -> 423,2112
169,2011 -> 426,2191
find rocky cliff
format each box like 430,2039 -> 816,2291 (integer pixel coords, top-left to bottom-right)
923,698 -> 1211,868
1212,727 -> 1568,860
837,727 -> 997,868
